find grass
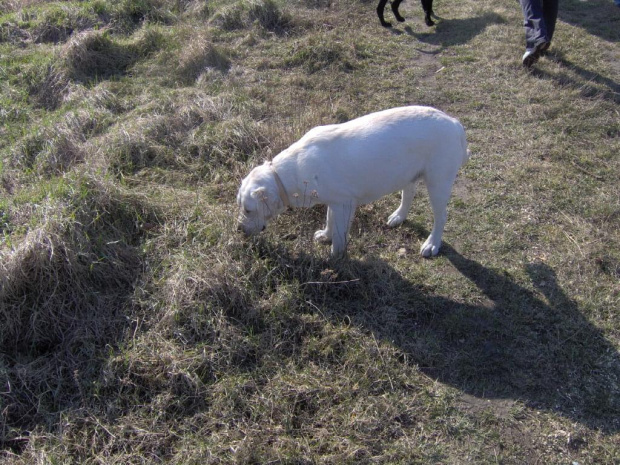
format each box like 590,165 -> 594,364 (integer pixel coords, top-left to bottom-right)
1,0 -> 619,463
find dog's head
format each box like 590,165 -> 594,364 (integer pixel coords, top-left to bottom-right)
237,162 -> 287,236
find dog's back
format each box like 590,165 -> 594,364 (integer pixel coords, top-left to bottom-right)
286,106 -> 467,205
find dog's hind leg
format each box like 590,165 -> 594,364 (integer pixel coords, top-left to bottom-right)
392,0 -> 406,22
377,0 -> 392,27
387,181 -> 417,227
421,0 -> 435,26
420,177 -> 454,257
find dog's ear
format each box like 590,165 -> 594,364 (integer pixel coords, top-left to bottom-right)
250,187 -> 268,200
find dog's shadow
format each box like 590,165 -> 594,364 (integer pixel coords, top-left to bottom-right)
252,239 -> 620,433
397,12 -> 506,52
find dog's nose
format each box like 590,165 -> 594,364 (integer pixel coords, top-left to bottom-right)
261,225 -> 266,232
237,224 -> 244,233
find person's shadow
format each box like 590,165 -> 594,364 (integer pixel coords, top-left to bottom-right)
532,52 -> 620,104
558,0 -> 620,43
531,1 -> 619,104
256,239 -> 620,433
396,12 -> 506,53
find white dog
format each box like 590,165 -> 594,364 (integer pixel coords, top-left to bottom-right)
237,106 -> 469,257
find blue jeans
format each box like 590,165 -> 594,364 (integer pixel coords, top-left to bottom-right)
519,0 -> 559,51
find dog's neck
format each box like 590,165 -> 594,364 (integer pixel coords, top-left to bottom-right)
269,162 -> 290,208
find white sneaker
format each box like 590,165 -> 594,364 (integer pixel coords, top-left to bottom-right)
522,41 -> 550,68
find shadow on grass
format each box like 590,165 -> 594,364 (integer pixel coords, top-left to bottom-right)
558,0 -> 620,43
260,239 -> 620,433
439,244 -> 620,433
0,270 -> 142,454
397,12 -> 506,52
0,206 -> 149,453
531,52 -> 620,104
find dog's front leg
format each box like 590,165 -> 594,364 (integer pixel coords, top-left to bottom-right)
387,181 -> 417,227
314,206 -> 335,244
328,202 -> 356,258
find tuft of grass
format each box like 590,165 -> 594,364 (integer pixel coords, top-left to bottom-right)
285,36 -> 356,73
0,174 -> 147,350
0,173 -> 155,445
61,29 -> 152,82
0,0 -> 180,44
0,2 -> 102,44
174,31 -> 232,84
9,107 -> 113,177
247,0 -> 293,34
210,0 -> 294,34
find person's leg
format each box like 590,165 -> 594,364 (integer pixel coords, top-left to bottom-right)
519,0 -> 552,66
519,0 -> 549,50
542,0 -> 559,43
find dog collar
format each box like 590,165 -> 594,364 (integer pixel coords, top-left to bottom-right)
269,162 -> 290,208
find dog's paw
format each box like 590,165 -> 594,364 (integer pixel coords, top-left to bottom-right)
420,239 -> 440,257
314,229 -> 332,244
387,211 -> 406,228
330,246 -> 347,259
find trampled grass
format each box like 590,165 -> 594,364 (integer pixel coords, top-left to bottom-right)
1,0 -> 619,463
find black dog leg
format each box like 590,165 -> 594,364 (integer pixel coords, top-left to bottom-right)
392,0 -> 406,23
421,0 -> 435,26
377,0 -> 392,27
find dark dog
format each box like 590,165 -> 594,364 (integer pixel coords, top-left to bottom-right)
377,0 -> 435,28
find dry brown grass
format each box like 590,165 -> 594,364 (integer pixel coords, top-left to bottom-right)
0,175 -> 154,455
61,29 -> 146,82
1,0 -> 619,463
